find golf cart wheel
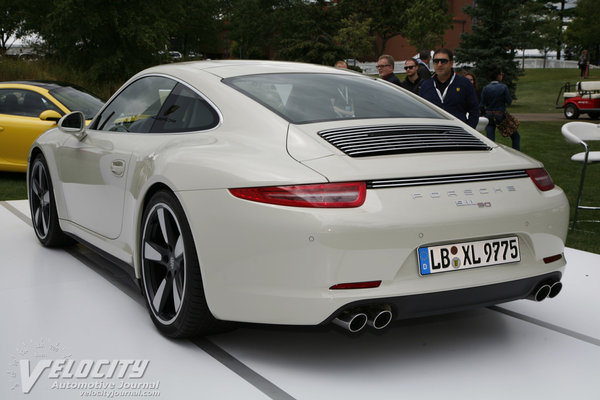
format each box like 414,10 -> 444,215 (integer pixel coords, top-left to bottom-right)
564,104 -> 579,119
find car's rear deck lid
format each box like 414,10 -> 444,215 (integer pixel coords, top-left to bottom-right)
318,124 -> 490,157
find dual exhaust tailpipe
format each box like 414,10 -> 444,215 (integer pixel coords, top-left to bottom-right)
334,279 -> 563,332
332,305 -> 393,333
528,280 -> 563,302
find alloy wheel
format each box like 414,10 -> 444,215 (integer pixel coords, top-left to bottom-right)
141,202 -> 186,325
30,159 -> 51,240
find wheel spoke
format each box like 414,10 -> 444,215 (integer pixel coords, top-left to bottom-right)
172,279 -> 181,310
174,235 -> 184,259
41,206 -> 49,234
152,277 -> 168,312
33,207 -> 42,231
37,165 -> 43,190
42,190 -> 50,206
144,241 -> 166,262
157,208 -> 170,246
32,176 -> 41,198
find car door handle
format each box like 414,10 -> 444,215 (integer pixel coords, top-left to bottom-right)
111,159 -> 126,177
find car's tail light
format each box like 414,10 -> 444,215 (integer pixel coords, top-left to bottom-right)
526,168 -> 555,191
229,182 -> 366,208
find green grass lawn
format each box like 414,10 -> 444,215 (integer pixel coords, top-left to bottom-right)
0,172 -> 27,201
1,68 -> 599,253
512,68 -> 600,113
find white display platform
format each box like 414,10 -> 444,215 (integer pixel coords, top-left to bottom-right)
1,200 -> 599,400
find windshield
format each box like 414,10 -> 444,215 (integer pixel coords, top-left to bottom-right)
49,86 -> 104,119
224,73 -> 445,124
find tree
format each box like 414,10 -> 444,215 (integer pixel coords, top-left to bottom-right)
402,0 -> 452,51
221,0 -> 281,59
338,0 -> 408,57
0,1 -> 27,56
565,0 -> 600,65
333,14 -> 374,62
274,0 -> 344,65
455,0 -> 522,97
516,0 -> 574,66
531,4 -> 562,68
168,0 -> 222,59
515,0 -> 561,68
23,0 -> 174,82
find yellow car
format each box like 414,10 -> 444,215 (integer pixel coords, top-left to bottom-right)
0,81 -> 104,172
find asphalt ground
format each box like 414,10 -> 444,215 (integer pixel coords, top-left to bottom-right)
514,113 -> 566,121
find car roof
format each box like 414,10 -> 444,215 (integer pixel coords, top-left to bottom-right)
0,81 -> 72,90
136,60 -> 360,80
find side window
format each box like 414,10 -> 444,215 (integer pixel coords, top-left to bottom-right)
151,83 -> 220,133
93,76 -> 177,133
0,89 -> 61,117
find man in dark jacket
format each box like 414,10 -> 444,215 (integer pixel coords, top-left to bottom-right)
400,58 -> 423,94
377,54 -> 401,86
419,48 -> 479,129
417,49 -> 432,81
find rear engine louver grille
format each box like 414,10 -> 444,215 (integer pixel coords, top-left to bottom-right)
318,125 -> 490,157
368,170 -> 529,189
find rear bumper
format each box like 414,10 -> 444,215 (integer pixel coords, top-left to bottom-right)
178,177 -> 568,325
322,271 -> 562,324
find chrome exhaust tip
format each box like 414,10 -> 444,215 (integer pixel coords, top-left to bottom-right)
332,311 -> 368,333
366,305 -> 393,330
548,281 -> 563,298
528,284 -> 551,302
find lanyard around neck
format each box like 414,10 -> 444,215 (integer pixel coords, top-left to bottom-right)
435,73 -> 456,104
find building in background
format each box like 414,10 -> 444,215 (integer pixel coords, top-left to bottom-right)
381,0 -> 473,62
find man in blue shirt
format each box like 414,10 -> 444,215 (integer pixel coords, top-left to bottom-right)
419,48 -> 479,129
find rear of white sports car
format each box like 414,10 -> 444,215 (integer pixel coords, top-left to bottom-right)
174,64 -> 569,332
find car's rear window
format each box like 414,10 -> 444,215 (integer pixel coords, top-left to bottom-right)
49,86 -> 104,119
223,73 -> 445,124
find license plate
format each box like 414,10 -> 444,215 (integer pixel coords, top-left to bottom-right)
418,237 -> 520,275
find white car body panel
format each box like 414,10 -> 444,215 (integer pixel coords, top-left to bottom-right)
28,60 -> 569,331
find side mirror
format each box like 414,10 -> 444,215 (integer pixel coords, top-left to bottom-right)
58,111 -> 86,140
39,110 -> 62,122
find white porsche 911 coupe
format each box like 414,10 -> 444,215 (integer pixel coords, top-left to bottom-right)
28,60 -> 569,337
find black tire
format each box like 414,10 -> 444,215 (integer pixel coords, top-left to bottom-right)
140,191 -> 232,337
564,103 -> 579,119
28,154 -> 75,247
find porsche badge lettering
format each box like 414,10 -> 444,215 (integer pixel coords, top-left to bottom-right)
411,185 -> 516,208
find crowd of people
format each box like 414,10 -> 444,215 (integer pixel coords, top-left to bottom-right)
334,48 -> 520,151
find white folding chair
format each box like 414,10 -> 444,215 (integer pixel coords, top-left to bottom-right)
561,121 -> 600,229
475,116 -> 488,133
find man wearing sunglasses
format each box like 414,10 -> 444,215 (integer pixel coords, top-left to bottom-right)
400,58 -> 423,94
376,54 -> 401,86
419,48 -> 479,129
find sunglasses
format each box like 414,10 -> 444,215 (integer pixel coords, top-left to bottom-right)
433,58 -> 450,64
404,65 -> 416,70
376,64 -> 391,69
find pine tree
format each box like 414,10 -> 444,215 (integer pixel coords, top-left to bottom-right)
455,0 -> 522,97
